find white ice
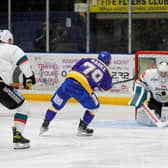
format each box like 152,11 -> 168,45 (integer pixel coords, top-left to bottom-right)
0,101 -> 168,168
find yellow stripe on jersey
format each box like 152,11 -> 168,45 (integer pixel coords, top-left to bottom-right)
98,59 -> 113,77
66,70 -> 93,95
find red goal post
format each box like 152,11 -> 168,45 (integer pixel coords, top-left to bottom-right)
135,50 -> 168,78
134,51 -> 168,120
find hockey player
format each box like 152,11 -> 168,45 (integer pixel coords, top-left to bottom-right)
40,51 -> 112,136
129,61 -> 168,125
0,29 -> 36,149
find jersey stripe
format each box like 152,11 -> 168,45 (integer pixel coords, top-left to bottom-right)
66,70 -> 93,95
16,55 -> 28,65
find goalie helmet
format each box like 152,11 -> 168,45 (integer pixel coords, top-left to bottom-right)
98,51 -> 111,66
0,29 -> 13,44
158,61 -> 168,77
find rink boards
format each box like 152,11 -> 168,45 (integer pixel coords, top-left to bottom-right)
22,92 -> 130,105
16,53 -> 134,106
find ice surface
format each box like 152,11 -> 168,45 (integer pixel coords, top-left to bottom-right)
0,101 -> 168,168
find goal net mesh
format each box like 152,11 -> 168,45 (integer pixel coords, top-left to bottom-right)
135,51 -> 168,78
134,51 -> 168,120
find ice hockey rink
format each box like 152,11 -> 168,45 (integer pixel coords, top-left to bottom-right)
1,101 -> 168,168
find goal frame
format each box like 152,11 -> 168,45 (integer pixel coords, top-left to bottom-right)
134,50 -> 168,121
135,50 -> 168,78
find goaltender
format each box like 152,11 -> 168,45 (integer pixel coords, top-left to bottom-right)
129,61 -> 168,126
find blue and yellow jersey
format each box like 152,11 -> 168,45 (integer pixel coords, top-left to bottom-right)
66,58 -> 112,94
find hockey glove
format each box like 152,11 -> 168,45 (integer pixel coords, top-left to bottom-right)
23,72 -> 36,89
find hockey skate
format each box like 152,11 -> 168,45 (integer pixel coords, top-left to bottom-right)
77,119 -> 94,136
12,127 -> 30,149
39,120 -> 50,135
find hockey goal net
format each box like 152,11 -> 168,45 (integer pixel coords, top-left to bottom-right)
134,51 -> 168,120
135,51 -> 168,78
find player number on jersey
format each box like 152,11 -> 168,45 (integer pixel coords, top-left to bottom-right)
83,62 -> 103,83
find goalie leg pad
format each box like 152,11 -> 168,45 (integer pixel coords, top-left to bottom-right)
161,106 -> 168,122
0,82 -> 24,109
136,107 -> 156,126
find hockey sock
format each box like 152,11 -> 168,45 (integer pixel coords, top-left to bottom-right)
44,109 -> 57,122
14,113 -> 28,133
83,110 -> 95,125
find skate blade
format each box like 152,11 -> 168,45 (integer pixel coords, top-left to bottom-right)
39,127 -> 48,136
13,143 -> 30,149
76,131 -> 93,136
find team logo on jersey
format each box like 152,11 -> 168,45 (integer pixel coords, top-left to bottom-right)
155,87 -> 168,92
161,85 -> 166,88
156,91 -> 168,100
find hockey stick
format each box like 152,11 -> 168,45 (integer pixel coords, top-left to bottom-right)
10,83 -> 23,87
117,75 -> 168,127
112,72 -> 138,85
113,77 -> 135,85
10,83 -> 27,90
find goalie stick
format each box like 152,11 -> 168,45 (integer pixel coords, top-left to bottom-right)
141,104 -> 168,128
117,75 -> 168,128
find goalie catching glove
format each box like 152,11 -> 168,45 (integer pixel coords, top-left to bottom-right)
23,72 -> 36,89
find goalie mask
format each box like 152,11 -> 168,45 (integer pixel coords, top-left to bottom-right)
0,29 -> 14,44
158,61 -> 168,78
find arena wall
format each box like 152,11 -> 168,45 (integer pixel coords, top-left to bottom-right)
14,53 -> 134,105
